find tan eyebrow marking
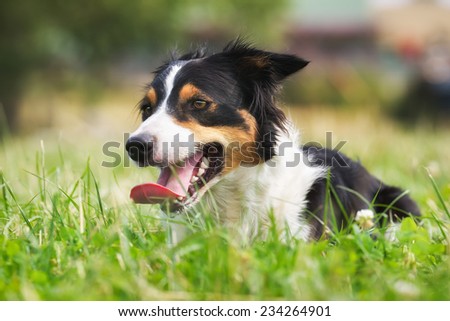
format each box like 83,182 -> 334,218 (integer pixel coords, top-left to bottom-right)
179,83 -> 212,102
146,87 -> 157,106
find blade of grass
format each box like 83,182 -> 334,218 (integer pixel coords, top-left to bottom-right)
36,140 -> 47,203
429,212 -> 447,240
24,169 -> 80,211
329,182 -> 350,225
90,167 -> 107,225
380,189 -> 411,216
79,182 -> 85,234
3,177 -> 35,235
323,169 -> 340,234
0,169 -> 9,213
427,169 -> 450,220
84,158 -> 91,217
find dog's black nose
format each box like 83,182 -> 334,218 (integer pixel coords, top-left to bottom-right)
126,135 -> 153,164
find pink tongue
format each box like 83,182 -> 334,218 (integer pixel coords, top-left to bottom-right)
130,151 -> 203,204
130,183 -> 182,204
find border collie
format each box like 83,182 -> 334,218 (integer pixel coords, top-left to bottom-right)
126,40 -> 420,241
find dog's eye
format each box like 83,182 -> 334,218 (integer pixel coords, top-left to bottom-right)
192,100 -> 209,110
142,105 -> 152,118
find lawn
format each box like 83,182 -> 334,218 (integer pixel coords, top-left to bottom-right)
0,104 -> 449,300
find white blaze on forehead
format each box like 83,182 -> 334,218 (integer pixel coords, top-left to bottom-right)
129,62 -> 195,164
160,63 -> 186,112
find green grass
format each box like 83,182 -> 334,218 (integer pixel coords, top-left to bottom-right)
0,107 -> 449,300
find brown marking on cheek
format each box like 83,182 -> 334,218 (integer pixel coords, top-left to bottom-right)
220,119 -> 260,172
146,87 -> 157,106
221,109 -> 260,172
237,109 -> 258,135
174,110 -> 261,173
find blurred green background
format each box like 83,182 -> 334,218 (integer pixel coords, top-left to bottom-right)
1,0 -> 450,137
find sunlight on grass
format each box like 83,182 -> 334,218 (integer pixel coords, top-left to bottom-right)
0,107 -> 448,300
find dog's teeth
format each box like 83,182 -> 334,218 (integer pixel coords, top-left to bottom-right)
197,168 -> 205,176
191,176 -> 199,183
200,158 -> 209,169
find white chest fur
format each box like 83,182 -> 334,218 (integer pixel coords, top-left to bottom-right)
194,128 -> 325,242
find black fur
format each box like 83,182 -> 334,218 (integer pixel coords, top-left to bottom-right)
303,146 -> 421,239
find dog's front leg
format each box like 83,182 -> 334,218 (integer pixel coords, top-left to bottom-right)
159,211 -> 189,246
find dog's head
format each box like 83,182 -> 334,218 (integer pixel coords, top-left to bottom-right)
126,40 -> 308,209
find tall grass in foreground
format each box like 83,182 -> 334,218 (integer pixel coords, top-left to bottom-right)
0,110 -> 449,300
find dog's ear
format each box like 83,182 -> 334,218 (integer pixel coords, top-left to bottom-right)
222,39 -> 309,83
216,39 -> 309,161
265,52 -> 309,81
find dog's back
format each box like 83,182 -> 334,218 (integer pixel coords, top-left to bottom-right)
303,146 -> 420,239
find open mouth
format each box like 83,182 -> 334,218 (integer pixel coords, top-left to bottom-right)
130,144 -> 224,210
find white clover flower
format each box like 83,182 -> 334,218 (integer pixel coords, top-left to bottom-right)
393,280 -> 420,298
355,209 -> 375,230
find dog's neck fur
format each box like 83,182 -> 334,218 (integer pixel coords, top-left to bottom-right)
195,123 -> 325,242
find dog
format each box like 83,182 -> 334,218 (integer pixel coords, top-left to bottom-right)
126,40 -> 420,242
